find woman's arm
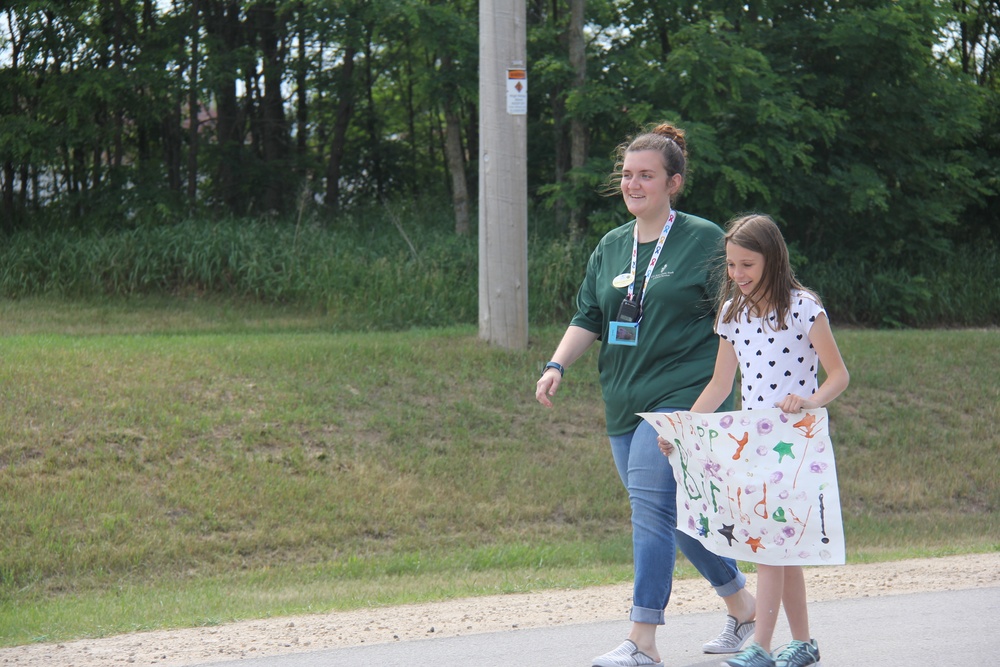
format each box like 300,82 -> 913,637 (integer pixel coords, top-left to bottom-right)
534,325 -> 600,408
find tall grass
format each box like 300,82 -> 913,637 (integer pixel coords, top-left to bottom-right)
797,241 -> 1000,327
0,205 -> 994,327
0,301 -> 996,646
0,213 -> 478,330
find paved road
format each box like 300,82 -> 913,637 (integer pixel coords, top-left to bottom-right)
197,586 -> 997,666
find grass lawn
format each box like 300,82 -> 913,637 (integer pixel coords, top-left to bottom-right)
0,299 -> 996,645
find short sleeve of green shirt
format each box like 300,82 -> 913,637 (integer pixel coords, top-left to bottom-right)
570,211 -> 734,435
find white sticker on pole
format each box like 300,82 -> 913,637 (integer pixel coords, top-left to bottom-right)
507,68 -> 527,115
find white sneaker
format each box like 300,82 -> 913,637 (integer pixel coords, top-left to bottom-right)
592,640 -> 664,667
703,615 -> 756,654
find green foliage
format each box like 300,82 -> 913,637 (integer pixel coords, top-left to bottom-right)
580,0 -> 996,275
0,214 -> 996,328
1,0 -> 998,288
798,240 -> 1000,327
777,0 -> 988,266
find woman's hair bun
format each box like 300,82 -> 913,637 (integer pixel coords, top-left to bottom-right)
651,123 -> 686,155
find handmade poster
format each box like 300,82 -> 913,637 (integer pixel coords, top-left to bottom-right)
638,408 -> 845,566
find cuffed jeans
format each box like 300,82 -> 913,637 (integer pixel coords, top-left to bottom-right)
609,407 -> 746,625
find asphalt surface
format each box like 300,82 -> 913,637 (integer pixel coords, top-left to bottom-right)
196,585 -> 997,666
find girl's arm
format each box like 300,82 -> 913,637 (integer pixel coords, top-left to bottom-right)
659,338 -> 737,456
690,338 -> 739,413
774,312 -> 850,413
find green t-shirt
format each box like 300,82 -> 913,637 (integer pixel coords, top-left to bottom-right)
570,211 -> 735,435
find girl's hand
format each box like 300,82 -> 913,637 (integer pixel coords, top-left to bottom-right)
657,435 -> 675,457
535,370 -> 561,408
774,394 -> 818,414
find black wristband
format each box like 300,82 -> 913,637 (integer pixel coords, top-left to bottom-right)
542,361 -> 565,377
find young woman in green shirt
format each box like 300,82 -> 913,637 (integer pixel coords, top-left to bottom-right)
535,123 -> 756,667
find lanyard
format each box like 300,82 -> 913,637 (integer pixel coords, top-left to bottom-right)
626,209 -> 676,308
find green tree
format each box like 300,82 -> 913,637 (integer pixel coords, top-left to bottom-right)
770,0 -> 987,265
413,0 -> 478,234
0,0 -> 996,262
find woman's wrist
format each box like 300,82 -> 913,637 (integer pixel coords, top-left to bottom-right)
542,361 -> 565,377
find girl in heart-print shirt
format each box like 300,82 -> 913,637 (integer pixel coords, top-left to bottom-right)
659,213 -> 850,667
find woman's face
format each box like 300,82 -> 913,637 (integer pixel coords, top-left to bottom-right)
726,242 -> 766,296
620,150 -> 679,221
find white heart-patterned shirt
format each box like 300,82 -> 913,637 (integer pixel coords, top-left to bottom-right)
717,290 -> 825,409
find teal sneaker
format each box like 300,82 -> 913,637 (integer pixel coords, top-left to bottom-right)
722,642 -> 775,667
774,639 -> 821,667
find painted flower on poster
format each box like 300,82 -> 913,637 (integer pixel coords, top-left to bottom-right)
639,407 -> 845,566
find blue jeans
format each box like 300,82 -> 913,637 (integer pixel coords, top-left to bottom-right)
609,407 -> 746,625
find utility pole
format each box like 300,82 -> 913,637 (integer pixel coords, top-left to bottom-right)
479,0 -> 528,350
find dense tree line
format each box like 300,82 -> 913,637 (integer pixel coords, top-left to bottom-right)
1,0 -> 998,272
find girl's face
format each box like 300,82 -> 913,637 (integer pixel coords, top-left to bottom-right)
727,242 -> 766,297
620,150 -> 681,221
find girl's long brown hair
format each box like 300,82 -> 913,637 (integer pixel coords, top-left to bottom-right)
717,214 -> 819,329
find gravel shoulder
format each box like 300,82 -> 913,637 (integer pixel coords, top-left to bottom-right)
1,552 -> 997,666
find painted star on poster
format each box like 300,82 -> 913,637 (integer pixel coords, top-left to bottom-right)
638,407 -> 845,566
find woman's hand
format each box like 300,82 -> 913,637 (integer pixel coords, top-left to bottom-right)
535,369 -> 561,408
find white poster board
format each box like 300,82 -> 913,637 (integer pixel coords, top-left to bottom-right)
639,407 -> 845,566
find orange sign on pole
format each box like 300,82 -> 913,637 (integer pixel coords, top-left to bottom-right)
506,68 -> 527,115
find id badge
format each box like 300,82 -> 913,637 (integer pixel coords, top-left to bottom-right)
609,321 -> 639,346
